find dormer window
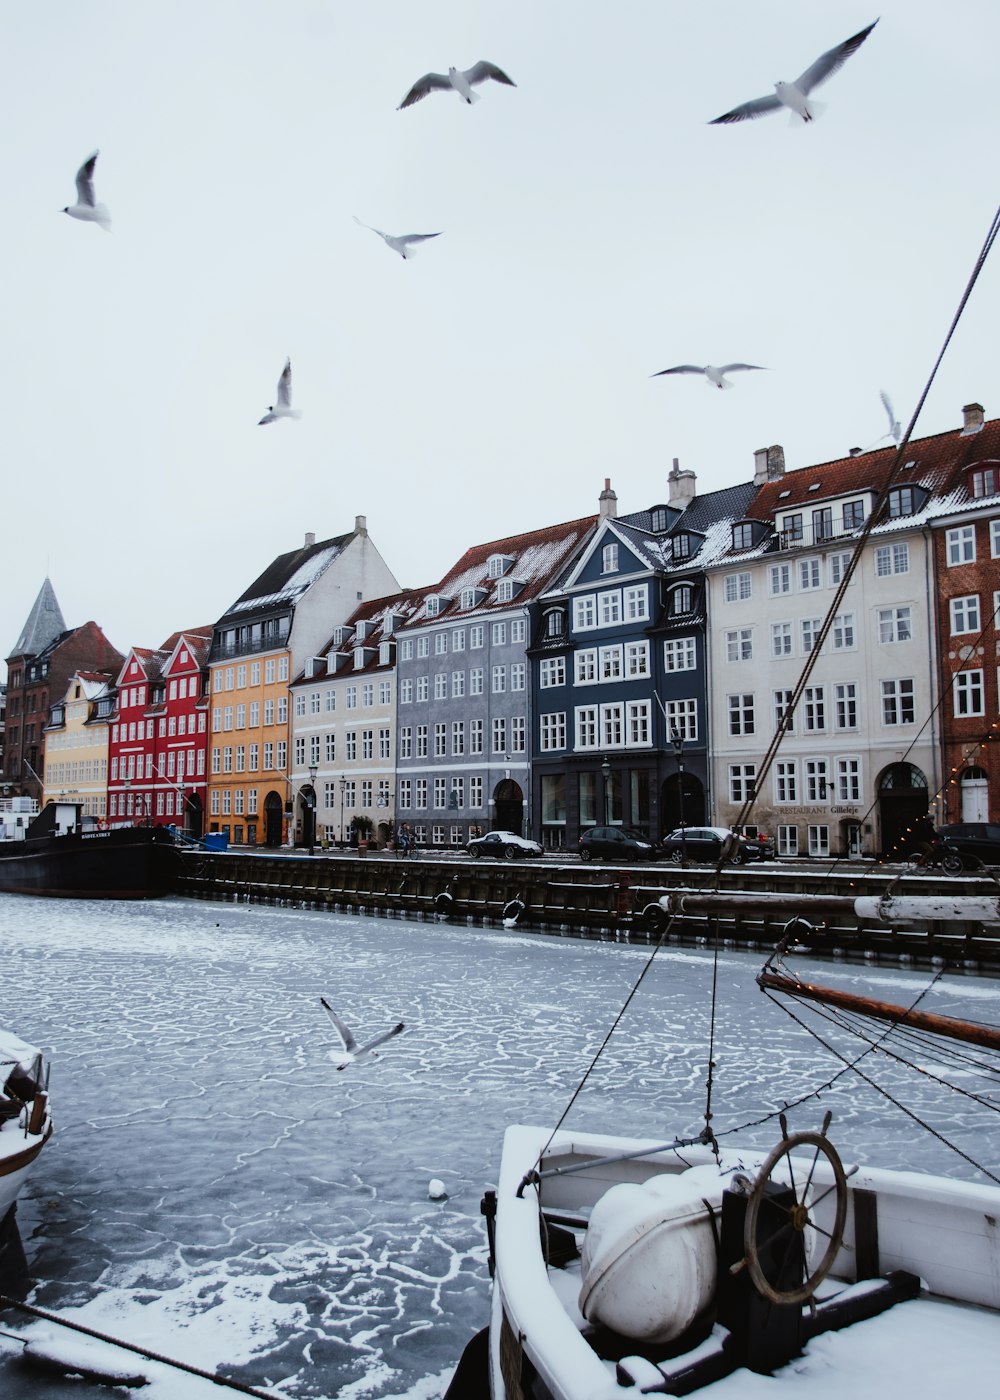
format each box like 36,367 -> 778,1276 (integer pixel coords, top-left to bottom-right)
544,608 -> 565,638
842,500 -> 865,531
330,626 -> 351,647
650,507 -> 669,532
425,596 -> 442,618
487,553 -> 513,579
887,486 -> 916,518
379,641 -> 392,665
496,578 -> 523,603
460,587 -> 486,610
731,522 -> 754,551
601,542 -> 619,574
672,534 -> 691,561
970,464 -> 999,498
668,583 -> 693,616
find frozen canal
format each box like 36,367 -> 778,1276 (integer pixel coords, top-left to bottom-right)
0,894 -> 998,1399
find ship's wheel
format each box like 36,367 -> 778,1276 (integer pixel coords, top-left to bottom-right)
742,1112 -> 849,1306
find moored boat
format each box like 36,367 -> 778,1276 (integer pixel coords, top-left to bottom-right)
0,800 -> 178,899
0,1029 -> 52,1227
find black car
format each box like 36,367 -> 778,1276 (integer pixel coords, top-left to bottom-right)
937,823 -> 1000,868
659,826 -> 774,865
466,831 -> 543,861
578,826 -> 658,862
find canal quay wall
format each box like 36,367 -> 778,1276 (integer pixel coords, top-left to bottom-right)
175,850 -> 1000,974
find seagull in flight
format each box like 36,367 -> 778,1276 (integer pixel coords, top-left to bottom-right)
320,998 -> 405,1071
258,359 -> 302,425
62,151 -> 111,231
880,391 -> 902,446
652,363 -> 766,391
353,216 -> 443,260
709,19 -> 878,125
398,60 -> 516,110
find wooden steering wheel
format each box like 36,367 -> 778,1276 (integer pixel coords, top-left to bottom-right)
742,1112 -> 849,1306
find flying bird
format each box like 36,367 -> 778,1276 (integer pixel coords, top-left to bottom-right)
398,61 -> 516,110
320,997 -> 405,1071
353,216 -> 443,260
709,19 -> 878,125
880,390 -> 902,446
651,363 -> 766,391
258,358 -> 302,425
62,151 -> 111,231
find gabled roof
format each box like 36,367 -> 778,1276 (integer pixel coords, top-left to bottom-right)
161,628 -> 213,673
219,532 -> 354,622
117,647 -> 169,687
399,515 -> 598,628
291,588 -> 428,683
9,578 -> 66,659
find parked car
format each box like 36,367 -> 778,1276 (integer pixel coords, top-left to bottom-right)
936,823 -> 1000,867
578,826 -> 658,862
659,825 -> 774,865
466,831 -> 543,861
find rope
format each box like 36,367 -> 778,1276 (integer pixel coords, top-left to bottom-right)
0,1293 -> 286,1399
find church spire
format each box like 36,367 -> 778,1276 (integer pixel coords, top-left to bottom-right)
9,578 -> 67,659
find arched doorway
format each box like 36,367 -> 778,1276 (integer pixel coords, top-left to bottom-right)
661,772 -> 705,837
960,767 -> 989,822
877,762 -> 929,859
184,792 -> 203,839
264,791 -> 284,848
493,778 -> 524,834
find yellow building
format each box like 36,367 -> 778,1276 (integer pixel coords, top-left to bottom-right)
42,671 -> 115,819
205,519 -> 399,846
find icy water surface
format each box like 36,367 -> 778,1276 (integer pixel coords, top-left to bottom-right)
0,895 -> 997,1399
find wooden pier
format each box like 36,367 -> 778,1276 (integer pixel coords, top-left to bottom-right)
174,850 -> 1000,972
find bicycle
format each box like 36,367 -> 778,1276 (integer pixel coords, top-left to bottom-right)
912,838 -> 964,876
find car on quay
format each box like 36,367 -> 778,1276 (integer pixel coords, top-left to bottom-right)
659,825 -> 775,865
578,826 -> 658,863
937,822 -> 1000,868
466,830 -> 543,861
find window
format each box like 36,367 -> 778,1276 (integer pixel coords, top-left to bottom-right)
878,607 -> 912,643
400,678 -> 413,704
946,525 -> 976,564
511,716 -> 526,752
812,508 -> 833,542
470,667 -> 484,695
992,521 -> 1000,557
544,609 -> 565,638
727,629 -> 753,662
769,563 -> 791,595
731,522 -> 753,551
832,613 -> 855,649
808,826 -> 830,858
664,698 -> 696,743
599,590 -> 621,626
887,487 -> 916,518
452,670 -> 465,698
491,665 -> 506,693
470,625 -> 484,648
492,622 -> 507,646
434,777 -> 447,808
805,759 -> 829,803
379,680 -> 391,704
599,645 -> 622,682
434,633 -> 448,655
624,642 -> 649,678
953,670 -> 984,716
771,622 -> 792,658
728,694 -> 754,735
782,513 -> 803,543
415,780 -> 428,809
842,500 -> 865,531
881,678 -> 915,725
970,466 -> 998,497
875,542 -> 909,576
470,776 -> 483,808
664,637 -> 696,671
601,703 -> 624,747
540,712 -> 566,750
602,542 -> 619,573
829,551 -> 853,586
398,780 -> 411,809
416,725 -> 428,757
778,825 -> 799,857
798,558 -> 821,590
572,596 -> 596,631
470,720 -> 484,754
452,721 -> 465,754
434,673 -> 447,700
801,618 -> 822,655
416,677 -> 429,702
434,723 -> 446,756
774,690 -> 795,733
668,585 -> 693,616
803,686 -> 826,731
775,761 -> 798,803
950,595 -> 980,634
417,636 -> 430,658
729,764 -> 756,803
835,682 -> 858,729
575,649 -> 597,684
672,534 -> 692,560
346,686 -> 357,709
345,731 -> 357,761
624,586 -> 649,621
511,619 -> 526,643
540,657 -> 565,688
511,662 -> 527,691
575,706 -> 598,748
492,718 -> 507,753
459,588 -> 479,610
452,628 -> 466,652
401,639 -> 413,660
836,758 -> 861,802
724,572 -> 752,602
361,729 -> 374,759
488,554 -> 510,579
627,701 -> 651,745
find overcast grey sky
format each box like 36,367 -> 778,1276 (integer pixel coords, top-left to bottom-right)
3,1 -> 999,664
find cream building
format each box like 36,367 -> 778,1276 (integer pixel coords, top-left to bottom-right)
42,671 -> 115,820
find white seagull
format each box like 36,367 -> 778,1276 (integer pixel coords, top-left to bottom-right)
880,390 -> 902,446
651,363 -> 766,391
398,60 -> 516,110
320,997 -> 405,1071
709,19 -> 878,125
258,358 -> 302,426
62,151 -> 111,231
353,216 -> 443,260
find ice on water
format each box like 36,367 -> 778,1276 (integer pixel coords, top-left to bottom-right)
0,896 -> 996,1399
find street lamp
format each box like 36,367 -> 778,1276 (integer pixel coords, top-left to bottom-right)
307,763 -> 318,855
670,728 -> 687,866
339,775 -> 347,850
601,755 -> 611,825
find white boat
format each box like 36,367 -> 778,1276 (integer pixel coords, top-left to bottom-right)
0,1029 -> 53,1223
455,945 -> 1000,1400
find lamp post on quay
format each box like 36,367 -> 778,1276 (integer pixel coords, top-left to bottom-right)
600,755 -> 612,826
307,763 -> 318,855
339,775 -> 347,850
670,728 -> 687,866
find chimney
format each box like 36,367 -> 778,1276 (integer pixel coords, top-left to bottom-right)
960,402 -> 984,436
598,478 -> 618,520
667,458 -> 696,509
355,514 -> 368,535
754,444 -> 785,484
849,447 -> 863,457
304,532 -> 316,548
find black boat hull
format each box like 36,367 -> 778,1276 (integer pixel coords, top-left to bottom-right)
0,826 -> 178,898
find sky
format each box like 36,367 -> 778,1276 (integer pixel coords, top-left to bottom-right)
3,1 -> 1000,665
